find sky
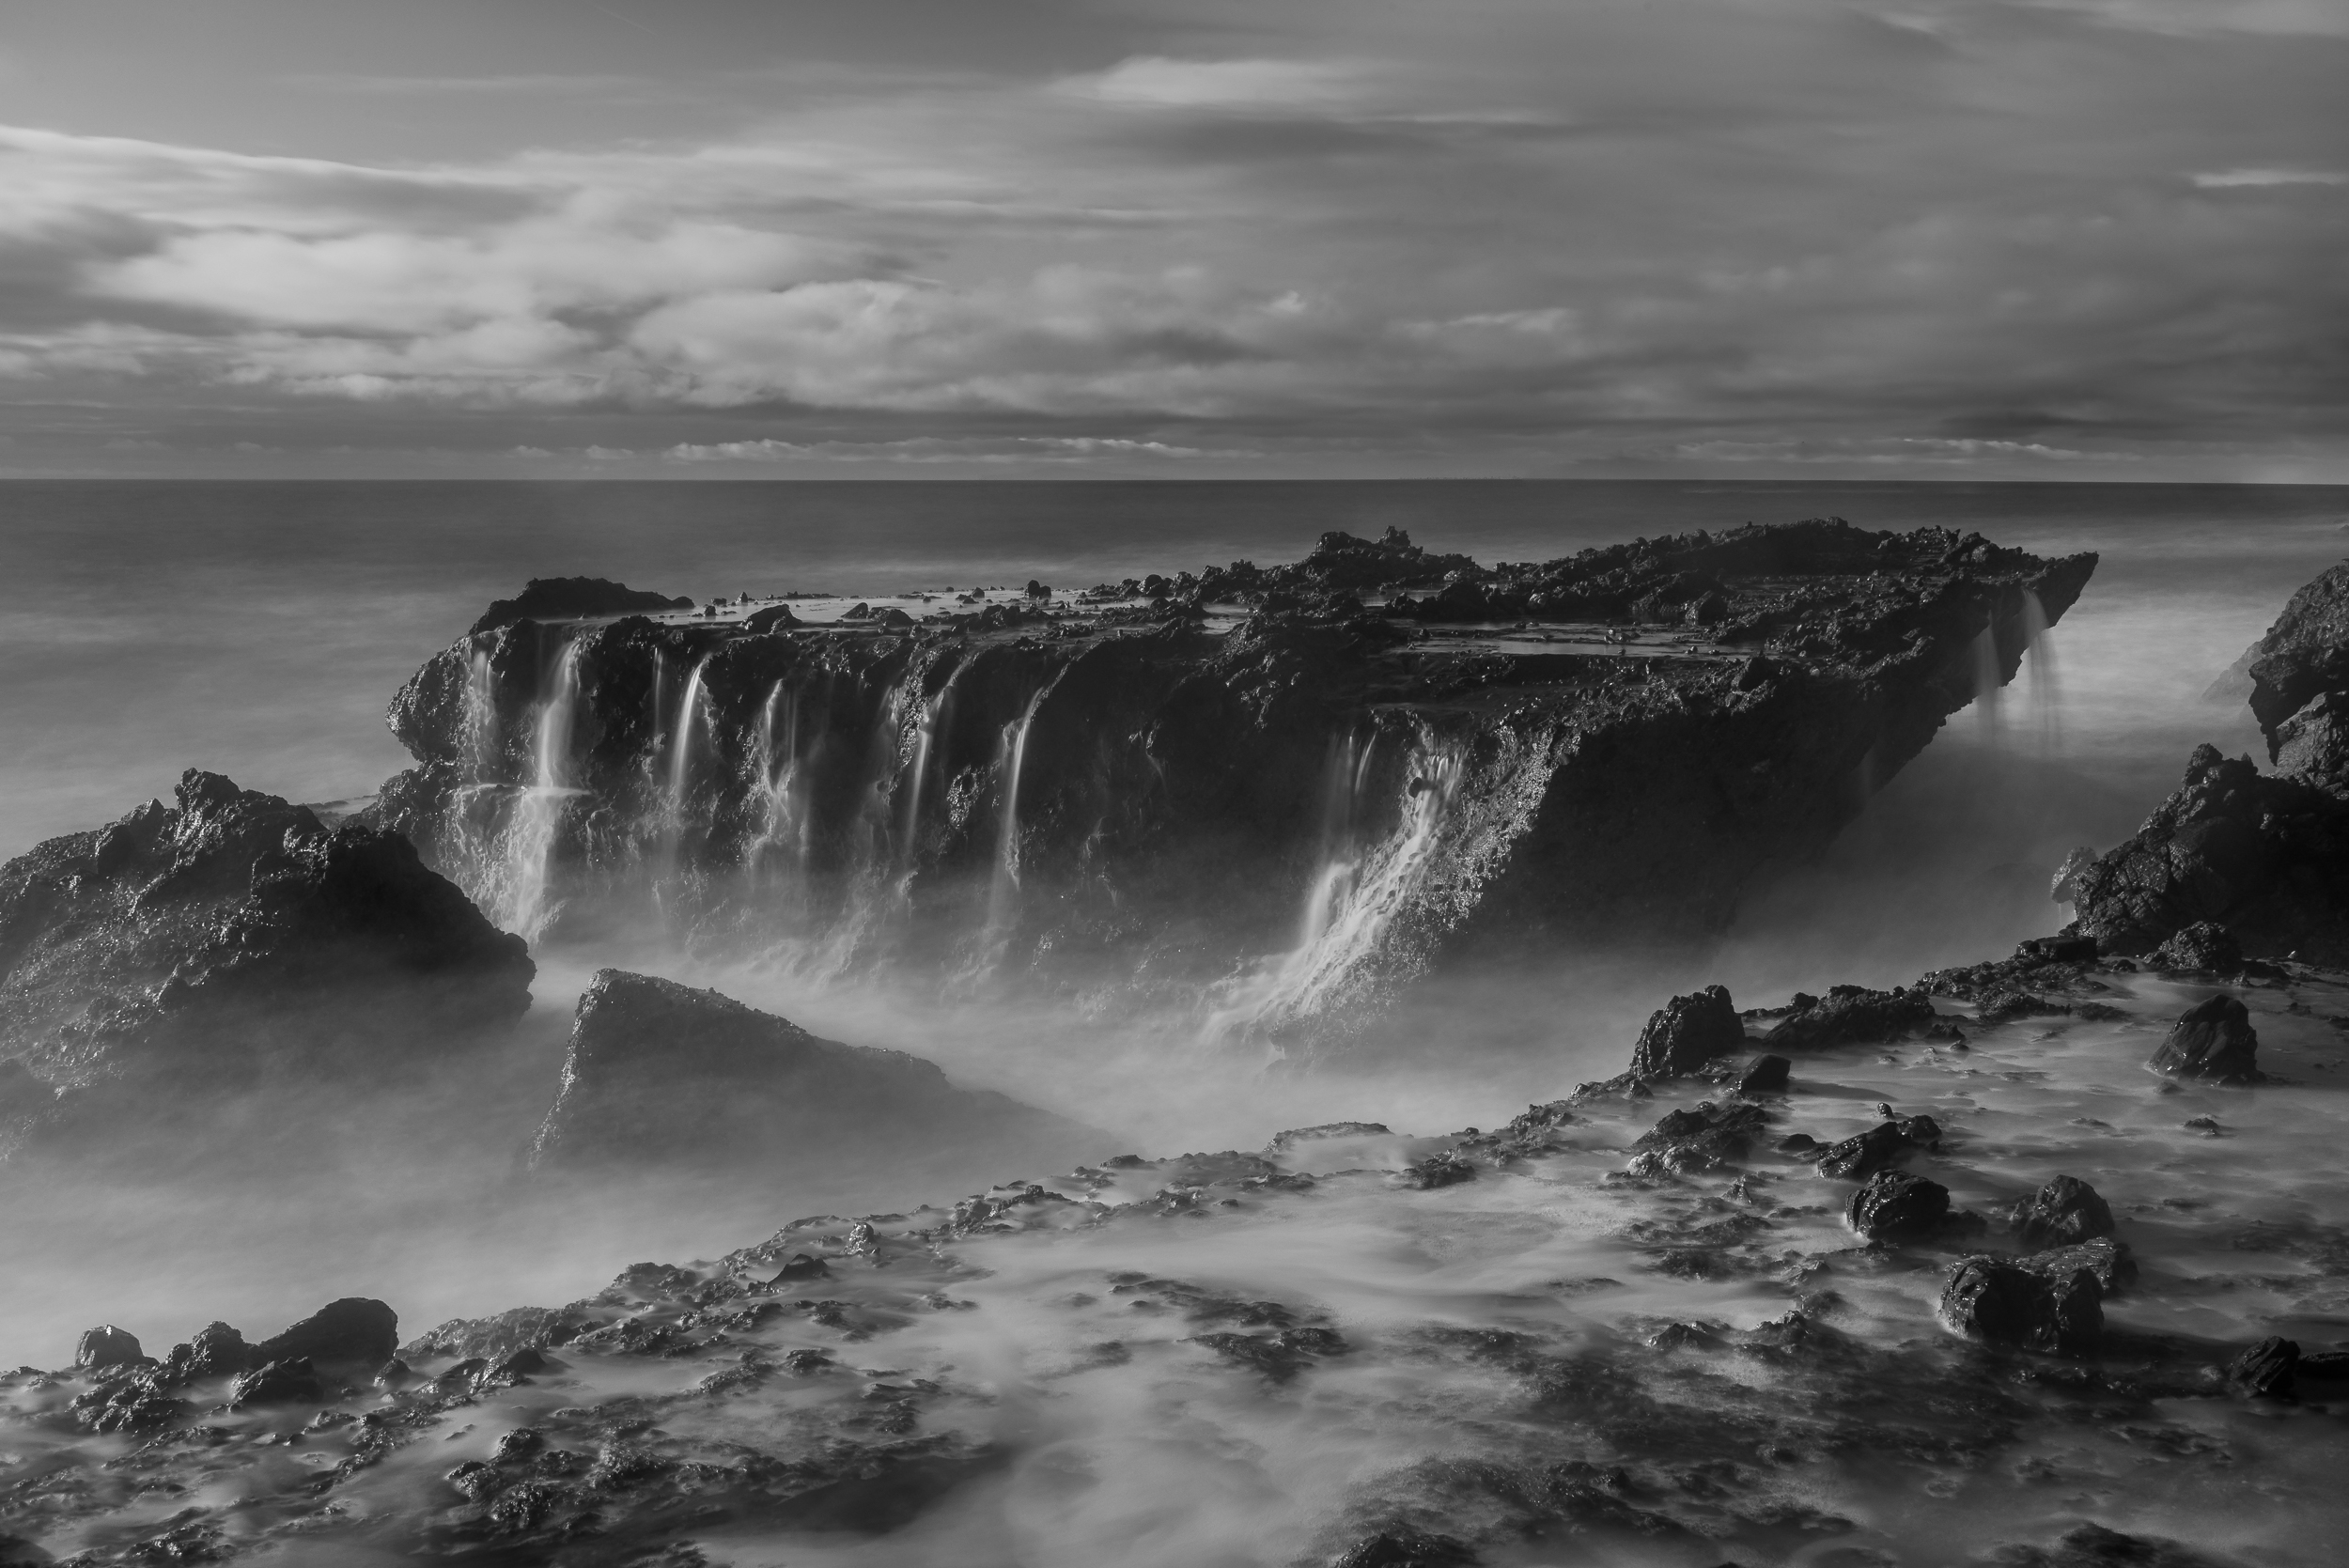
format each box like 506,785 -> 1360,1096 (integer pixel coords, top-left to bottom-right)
0,0 -> 2343,479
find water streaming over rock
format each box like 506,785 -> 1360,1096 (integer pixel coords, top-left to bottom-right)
986,687 -> 1048,935
2021,585 -> 2062,755
1970,621 -> 2005,743
502,638 -> 583,942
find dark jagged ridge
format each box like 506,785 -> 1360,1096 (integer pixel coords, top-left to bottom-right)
0,769 -> 534,1161
379,520 -> 2093,1012
468,578 -> 694,639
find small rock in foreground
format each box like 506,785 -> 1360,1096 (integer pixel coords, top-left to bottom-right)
1939,1255 -> 2102,1355
1628,986 -> 1745,1079
2009,1174 -> 2115,1249
2147,996 -> 2260,1083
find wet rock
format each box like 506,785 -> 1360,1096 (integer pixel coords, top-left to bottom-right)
1940,1256 -> 2102,1355
492,1427 -> 546,1464
528,970 -> 1094,1174
1845,1170 -> 1950,1241
228,1357 -> 323,1408
1628,986 -> 1745,1078
1332,1531 -> 1478,1568
1735,1054 -> 1791,1094
1398,1151 -> 1477,1188
0,770 -> 534,1167
70,1375 -> 186,1435
252,1297 -> 398,1369
2146,922 -> 2244,975
2147,996 -> 2259,1083
467,577 -> 692,636
1814,1114 -> 1940,1179
1986,1521 -> 2231,1567
2273,689 -> 2349,793
1762,986 -> 1937,1052
1628,1100 -> 1770,1175
2009,1175 -> 2115,1249
73,1325 -> 142,1370
2018,1237 -> 2137,1296
157,1321 -> 248,1384
1268,1121 -> 1393,1150
2223,1336 -> 2298,1397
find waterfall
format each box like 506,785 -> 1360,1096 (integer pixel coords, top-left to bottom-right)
1969,622 -> 2003,744
746,680 -> 806,887
502,639 -> 583,942
460,646 -> 500,784
666,656 -> 711,829
1207,732 -> 1465,1039
900,690 -> 944,871
2020,588 -> 2061,755
987,688 -> 1048,928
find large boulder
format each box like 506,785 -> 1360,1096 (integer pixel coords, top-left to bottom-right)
528,970 -> 1097,1176
2247,560 -> 2349,763
1627,986 -> 1744,1078
1761,986 -> 1937,1052
0,771 -> 534,1161
2009,1174 -> 2115,1250
1845,1170 -> 1950,1241
1940,1254 -> 2102,1355
2147,996 -> 2260,1083
251,1299 -> 398,1370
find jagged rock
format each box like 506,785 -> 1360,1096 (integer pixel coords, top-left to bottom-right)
0,770 -> 534,1162
252,1298 -> 398,1369
1628,1100 -> 1770,1174
1990,1521 -> 2232,1567
2273,690 -> 2349,794
379,522 -> 2093,1009
1940,1255 -> 2102,1355
2019,1237 -> 2137,1296
1845,1170 -> 1951,1240
1814,1114 -> 1940,1179
1762,986 -> 1937,1052
2223,1335 -> 2298,1397
1736,1054 -> 1791,1094
157,1322 -> 248,1384
2009,1175 -> 2115,1249
467,577 -> 693,637
73,1325 -> 141,1370
527,970 -> 1094,1174
2147,996 -> 2260,1083
1628,986 -> 1744,1078
2247,560 -> 2349,756
2146,921 -> 2244,974
228,1357 -> 323,1408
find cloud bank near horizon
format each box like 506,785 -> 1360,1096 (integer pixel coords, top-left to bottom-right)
1,0 -> 2344,478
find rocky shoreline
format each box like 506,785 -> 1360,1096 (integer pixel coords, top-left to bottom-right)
11,516 -> 2349,1565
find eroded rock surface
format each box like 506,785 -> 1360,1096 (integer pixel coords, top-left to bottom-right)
2148,995 -> 2261,1083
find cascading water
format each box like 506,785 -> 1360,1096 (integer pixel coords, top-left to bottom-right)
2020,587 -> 2061,755
1207,732 -> 1466,1041
744,680 -> 807,889
665,657 -> 710,829
986,688 -> 1048,932
459,647 -> 499,783
501,639 -> 583,942
1969,621 -> 2004,743
899,689 -> 947,872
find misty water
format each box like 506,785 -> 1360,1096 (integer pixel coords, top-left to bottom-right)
5,479 -> 2349,1563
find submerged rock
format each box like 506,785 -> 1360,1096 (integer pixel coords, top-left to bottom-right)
1814,1114 -> 1941,1179
1940,1255 -> 2102,1355
1736,1053 -> 1792,1094
2009,1175 -> 2115,1250
2147,996 -> 2260,1083
2224,1336 -> 2299,1398
528,970 -> 1095,1174
0,770 -> 534,1163
1762,986 -> 1937,1052
2020,1237 -> 2137,1296
1628,1100 -> 1770,1175
1627,986 -> 1744,1079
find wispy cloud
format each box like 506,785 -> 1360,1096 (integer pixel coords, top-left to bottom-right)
2190,166 -> 2348,186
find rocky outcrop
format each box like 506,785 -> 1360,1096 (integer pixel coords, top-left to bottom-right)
1627,986 -> 1745,1078
1846,1170 -> 1951,1241
529,970 -> 1096,1175
2009,1174 -> 2114,1250
375,520 -> 2092,1028
2147,995 -> 2260,1082
0,770 -> 535,1162
1760,985 -> 1937,1051
1940,1254 -> 2102,1354
2067,559 -> 2349,963
468,577 -> 693,638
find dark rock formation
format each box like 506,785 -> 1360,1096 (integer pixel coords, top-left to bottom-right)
2147,996 -> 2260,1083
1627,1100 -> 1769,1175
1991,1522 -> 2230,1567
228,1358 -> 323,1408
1814,1113 -> 1941,1179
2067,559 -> 2349,964
2223,1335 -> 2298,1397
2009,1174 -> 2115,1250
467,577 -> 693,638
73,1326 -> 141,1370
529,970 -> 1095,1174
0,770 -> 535,1161
2022,1237 -> 2136,1296
1940,1255 -> 2102,1354
252,1298 -> 398,1369
1845,1170 -> 1950,1240
1627,986 -> 1744,1078
1761,985 -> 1937,1052
2146,921 -> 2244,974
1736,1053 -> 1791,1094
157,1322 -> 249,1384
377,521 -> 2092,1019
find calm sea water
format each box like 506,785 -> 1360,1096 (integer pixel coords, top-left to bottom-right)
2,479 -> 2344,860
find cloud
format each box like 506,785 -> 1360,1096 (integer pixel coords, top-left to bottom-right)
2190,167 -> 2348,186
2015,0 -> 2349,35
1060,56 -> 1383,112
662,434 -> 1212,464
